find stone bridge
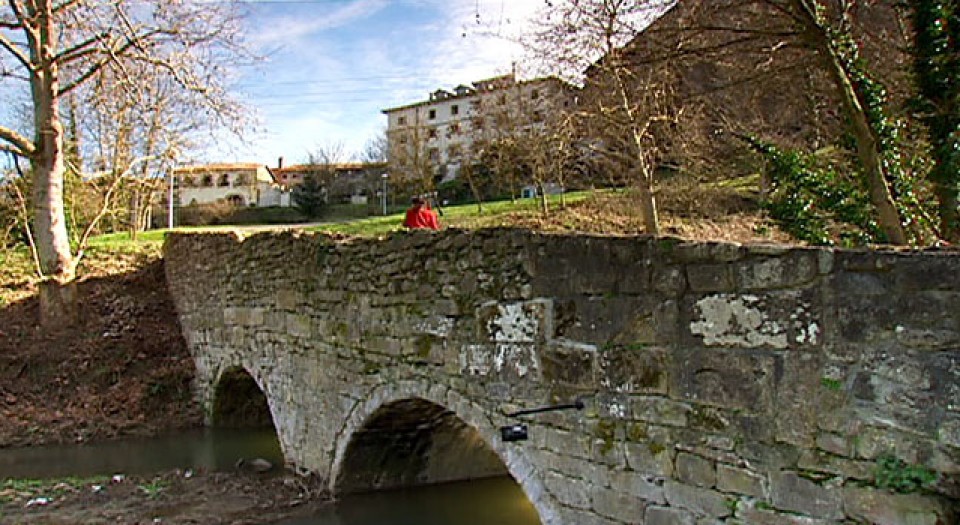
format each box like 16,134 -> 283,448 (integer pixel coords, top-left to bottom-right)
163,229 -> 959,525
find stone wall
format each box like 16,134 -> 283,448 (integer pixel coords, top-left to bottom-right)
164,229 -> 960,525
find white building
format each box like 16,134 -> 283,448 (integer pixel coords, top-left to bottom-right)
173,163 -> 287,207
382,73 -> 575,185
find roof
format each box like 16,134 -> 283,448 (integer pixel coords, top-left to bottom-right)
381,74 -> 575,114
173,163 -> 265,173
275,162 -> 387,174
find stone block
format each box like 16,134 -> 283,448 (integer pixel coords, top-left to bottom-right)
653,265 -> 687,296
716,464 -> 766,498
286,313 -> 312,338
476,299 -> 553,343
940,417 -> 960,449
541,340 -> 597,388
625,441 -> 674,477
843,486 -> 954,525
544,470 -> 592,510
774,350 -> 822,448
557,506 -> 623,525
685,291 -> 820,350
609,469 -> 666,504
670,348 -> 776,413
592,487 -> 646,523
599,347 -> 669,395
664,480 -> 732,518
769,471 -> 842,520
815,432 -> 849,456
630,396 -> 691,427
687,263 -> 735,292
676,452 -> 717,488
646,505 -> 696,525
735,503 -> 833,525
735,252 -> 818,290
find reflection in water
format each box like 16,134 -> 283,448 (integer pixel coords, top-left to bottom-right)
0,428 -> 283,478
277,477 -> 541,525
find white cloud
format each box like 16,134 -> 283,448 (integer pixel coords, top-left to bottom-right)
249,0 -> 390,49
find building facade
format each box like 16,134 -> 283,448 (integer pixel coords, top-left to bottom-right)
273,161 -> 389,205
382,74 -> 575,187
173,163 -> 284,207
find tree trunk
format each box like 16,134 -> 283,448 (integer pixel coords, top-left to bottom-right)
795,0 -> 907,245
934,179 -> 959,243
538,182 -> 549,216
637,163 -> 660,235
31,2 -> 77,326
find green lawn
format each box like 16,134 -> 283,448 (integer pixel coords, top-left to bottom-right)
311,191 -> 593,236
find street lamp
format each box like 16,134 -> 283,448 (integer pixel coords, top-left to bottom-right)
381,173 -> 389,215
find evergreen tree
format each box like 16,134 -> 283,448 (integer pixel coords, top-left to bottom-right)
292,172 -> 325,218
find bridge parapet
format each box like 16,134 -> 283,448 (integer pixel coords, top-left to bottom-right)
164,229 -> 959,525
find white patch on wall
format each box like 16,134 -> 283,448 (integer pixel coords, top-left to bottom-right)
414,316 -> 455,338
460,344 -> 493,376
486,302 -> 539,342
690,294 -> 788,348
459,343 -> 540,378
494,343 -> 540,378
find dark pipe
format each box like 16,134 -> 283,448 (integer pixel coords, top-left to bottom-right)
505,399 -> 585,418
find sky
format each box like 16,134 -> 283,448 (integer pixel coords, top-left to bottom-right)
216,0 -> 545,166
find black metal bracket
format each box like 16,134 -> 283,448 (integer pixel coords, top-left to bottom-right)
499,399 -> 585,442
505,399 -> 585,418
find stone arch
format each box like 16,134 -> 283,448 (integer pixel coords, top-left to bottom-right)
210,365 -> 276,429
329,381 -> 557,525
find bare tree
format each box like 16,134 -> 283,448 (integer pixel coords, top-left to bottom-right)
528,0 -> 678,234
0,0 -> 251,325
359,130 -> 389,164
387,118 -> 436,197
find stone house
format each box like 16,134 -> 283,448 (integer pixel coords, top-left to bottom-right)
382,73 -> 576,187
273,161 -> 388,205
173,163 -> 286,207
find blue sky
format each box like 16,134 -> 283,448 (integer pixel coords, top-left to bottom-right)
217,0 -> 543,166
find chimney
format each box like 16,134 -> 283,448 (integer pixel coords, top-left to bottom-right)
277,156 -> 284,170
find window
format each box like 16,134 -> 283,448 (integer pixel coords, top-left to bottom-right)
448,123 -> 460,136
428,109 -> 436,119
201,175 -> 214,187
498,94 -> 506,105
451,104 -> 459,116
400,135 -> 409,145
531,89 -> 540,99
219,174 -> 230,187
428,128 -> 438,139
398,116 -> 407,126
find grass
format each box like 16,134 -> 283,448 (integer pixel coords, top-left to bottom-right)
312,191 -> 594,236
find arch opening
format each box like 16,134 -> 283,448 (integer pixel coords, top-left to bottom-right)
211,366 -> 274,429
336,398 -> 509,495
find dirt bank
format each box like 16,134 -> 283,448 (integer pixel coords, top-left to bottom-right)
0,469 -> 331,524
0,257 -> 201,447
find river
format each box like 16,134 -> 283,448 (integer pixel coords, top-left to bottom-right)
0,429 -> 541,525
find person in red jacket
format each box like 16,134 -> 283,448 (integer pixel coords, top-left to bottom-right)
403,196 -> 440,230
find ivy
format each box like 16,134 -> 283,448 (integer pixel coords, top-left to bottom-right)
745,137 -> 880,246
820,8 -> 932,239
874,454 -> 937,494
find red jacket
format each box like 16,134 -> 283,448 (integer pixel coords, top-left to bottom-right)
403,205 -> 440,230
